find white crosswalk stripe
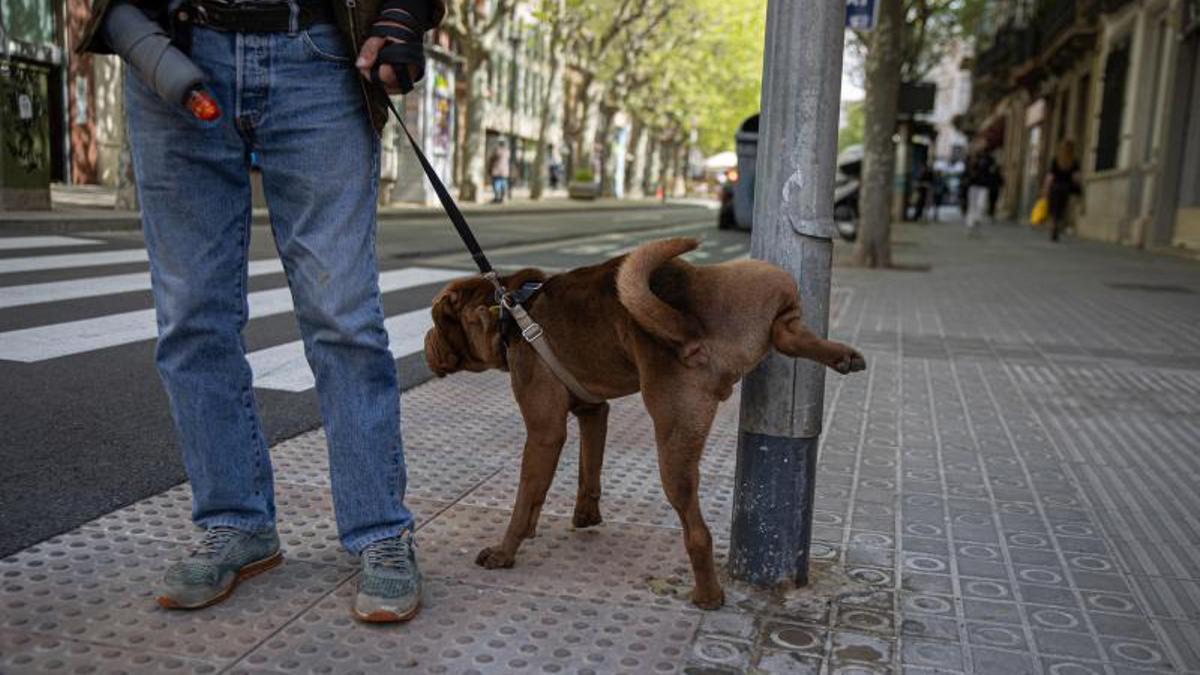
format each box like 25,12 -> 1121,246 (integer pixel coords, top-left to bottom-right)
0,259 -> 285,309
249,308 -> 432,392
0,236 -> 102,251
0,266 -> 463,364
0,249 -> 149,274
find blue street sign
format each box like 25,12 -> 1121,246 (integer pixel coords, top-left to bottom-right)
846,0 -> 877,30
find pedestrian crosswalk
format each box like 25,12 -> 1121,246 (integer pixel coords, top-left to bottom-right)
0,236 -> 466,393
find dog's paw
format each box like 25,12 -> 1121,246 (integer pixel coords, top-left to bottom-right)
833,349 -> 867,374
849,353 -> 867,372
475,546 -> 515,569
690,586 -> 725,610
572,503 -> 603,529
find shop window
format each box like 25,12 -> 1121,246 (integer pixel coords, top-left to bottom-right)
1095,38 -> 1130,172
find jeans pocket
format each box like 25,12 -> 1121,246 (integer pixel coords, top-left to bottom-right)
300,23 -> 353,64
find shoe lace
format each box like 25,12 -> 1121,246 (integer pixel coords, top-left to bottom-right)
363,535 -> 413,575
194,526 -> 243,557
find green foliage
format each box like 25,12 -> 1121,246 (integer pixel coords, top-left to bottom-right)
609,0 -> 767,155
839,100 -> 865,153
846,0 -> 986,82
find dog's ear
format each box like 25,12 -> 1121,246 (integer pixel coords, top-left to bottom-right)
423,327 -> 460,376
460,304 -> 505,369
426,284 -> 470,376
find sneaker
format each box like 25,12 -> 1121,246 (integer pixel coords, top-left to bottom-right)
158,526 -> 282,609
353,531 -> 421,622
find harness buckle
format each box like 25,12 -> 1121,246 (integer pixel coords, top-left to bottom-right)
521,322 -> 544,342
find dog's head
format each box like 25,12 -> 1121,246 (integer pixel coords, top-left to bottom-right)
424,269 -> 547,377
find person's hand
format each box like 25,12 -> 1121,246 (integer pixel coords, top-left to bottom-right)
357,5 -> 427,95
356,37 -> 421,95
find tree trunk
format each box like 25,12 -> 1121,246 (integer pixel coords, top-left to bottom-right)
115,95 -> 138,211
459,45 -> 488,203
627,121 -> 647,198
530,60 -> 562,201
853,0 -> 903,268
598,105 -> 617,197
572,76 -> 599,179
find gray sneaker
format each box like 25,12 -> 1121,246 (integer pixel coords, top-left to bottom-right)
158,526 -> 282,609
353,531 -> 421,622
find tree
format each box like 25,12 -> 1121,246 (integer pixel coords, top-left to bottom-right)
528,0 -> 570,200
560,0 -> 664,181
442,0 -> 517,202
851,0 -> 985,267
854,0 -> 903,268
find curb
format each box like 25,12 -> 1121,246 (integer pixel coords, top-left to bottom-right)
0,200 -> 712,234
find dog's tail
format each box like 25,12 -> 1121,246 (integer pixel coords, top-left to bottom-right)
617,238 -> 706,363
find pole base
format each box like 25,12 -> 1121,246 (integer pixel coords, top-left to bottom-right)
728,432 -> 819,587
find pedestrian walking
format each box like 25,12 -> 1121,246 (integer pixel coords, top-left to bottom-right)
488,141 -> 511,203
986,159 -> 1003,218
964,153 -> 992,234
80,0 -> 444,623
1043,140 -> 1081,242
911,161 -> 934,221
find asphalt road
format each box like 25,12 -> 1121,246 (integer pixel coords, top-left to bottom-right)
0,203 -> 752,557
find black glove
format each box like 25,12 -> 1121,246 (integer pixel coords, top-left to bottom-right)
368,0 -> 433,94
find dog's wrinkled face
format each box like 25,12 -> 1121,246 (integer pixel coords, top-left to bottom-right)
424,277 -> 504,377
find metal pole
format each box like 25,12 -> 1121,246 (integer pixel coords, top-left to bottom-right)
729,0 -> 844,587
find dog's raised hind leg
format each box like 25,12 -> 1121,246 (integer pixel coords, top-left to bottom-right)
572,402 -> 609,529
771,304 -> 866,374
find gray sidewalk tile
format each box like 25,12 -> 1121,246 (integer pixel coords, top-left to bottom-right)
0,531 -> 349,666
415,503 -> 717,610
226,579 -> 699,674
78,482 -> 450,568
1,628 -> 223,674
6,222 -> 1200,671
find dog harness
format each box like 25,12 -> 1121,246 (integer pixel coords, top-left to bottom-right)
378,93 -> 604,404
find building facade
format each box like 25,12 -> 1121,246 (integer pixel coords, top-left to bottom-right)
1,0 -> 66,208
968,0 -> 1200,250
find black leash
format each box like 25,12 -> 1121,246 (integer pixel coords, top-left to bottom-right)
378,86 -> 604,404
379,92 -> 497,283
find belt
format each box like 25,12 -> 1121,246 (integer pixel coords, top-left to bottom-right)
177,0 -> 337,32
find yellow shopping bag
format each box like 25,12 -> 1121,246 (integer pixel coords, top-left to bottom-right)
1030,197 -> 1049,226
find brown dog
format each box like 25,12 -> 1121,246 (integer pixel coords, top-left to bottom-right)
423,237 -> 865,608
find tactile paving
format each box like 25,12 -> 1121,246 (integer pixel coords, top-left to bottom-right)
1,628 -> 222,674
417,503 -> 727,610
80,483 -> 450,568
459,456 -> 736,537
0,530 -> 349,665
5,224 -> 1200,672
270,428 -> 514,504
227,579 -> 700,675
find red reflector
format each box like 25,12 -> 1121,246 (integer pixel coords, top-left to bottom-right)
186,90 -> 221,121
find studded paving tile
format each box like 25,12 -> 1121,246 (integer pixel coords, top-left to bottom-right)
415,503 -> 719,610
227,579 -> 700,674
458,456 -> 736,537
6,223 -> 1200,672
0,531 -> 350,665
78,482 -> 451,569
0,628 -> 223,674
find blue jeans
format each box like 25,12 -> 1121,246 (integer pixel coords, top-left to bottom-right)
491,176 -> 508,202
125,23 -> 413,554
